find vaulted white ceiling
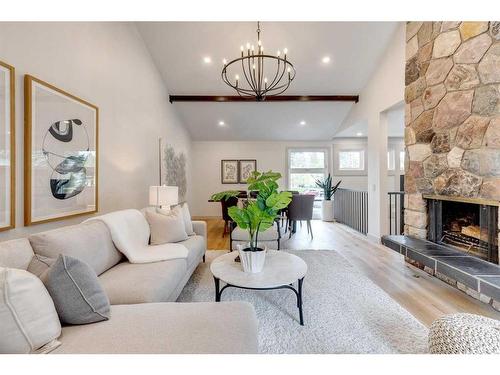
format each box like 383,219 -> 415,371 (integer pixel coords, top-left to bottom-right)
136,22 -> 400,141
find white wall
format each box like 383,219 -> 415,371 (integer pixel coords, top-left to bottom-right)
0,22 -> 191,240
191,138 -> 403,217
339,22 -> 405,241
191,141 -> 332,217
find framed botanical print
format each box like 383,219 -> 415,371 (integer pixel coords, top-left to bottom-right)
0,60 -> 15,231
221,160 -> 239,184
239,160 -> 257,183
24,75 -> 98,225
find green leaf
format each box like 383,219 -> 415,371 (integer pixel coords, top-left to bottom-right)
265,191 -> 292,212
228,206 -> 249,229
210,190 -> 240,202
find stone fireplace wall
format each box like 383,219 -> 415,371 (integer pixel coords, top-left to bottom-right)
404,22 -> 500,238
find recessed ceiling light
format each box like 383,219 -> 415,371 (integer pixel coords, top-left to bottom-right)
218,121 -> 225,126
322,56 -> 331,64
299,121 -> 306,126
356,132 -> 363,136
203,56 -> 212,64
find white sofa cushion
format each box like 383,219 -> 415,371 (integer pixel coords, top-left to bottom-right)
0,238 -> 35,270
178,235 -> 205,268
145,209 -> 188,244
98,259 -> 187,304
86,209 -> 188,263
28,221 -> 122,276
0,267 -> 61,354
53,302 -> 258,354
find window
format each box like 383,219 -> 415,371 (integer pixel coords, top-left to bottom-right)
288,149 -> 328,197
338,150 -> 364,171
387,149 -> 395,171
399,150 -> 405,171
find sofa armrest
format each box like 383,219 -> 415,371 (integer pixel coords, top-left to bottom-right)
192,221 -> 207,238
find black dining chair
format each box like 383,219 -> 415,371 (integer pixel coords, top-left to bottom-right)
221,196 -> 238,237
286,194 -> 315,239
281,191 -> 300,230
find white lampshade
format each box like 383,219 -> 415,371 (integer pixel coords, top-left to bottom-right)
149,185 -> 178,207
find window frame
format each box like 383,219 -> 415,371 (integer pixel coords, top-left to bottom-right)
337,149 -> 365,171
286,147 -> 330,193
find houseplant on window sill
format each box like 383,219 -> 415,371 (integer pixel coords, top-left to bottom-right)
211,171 -> 292,273
315,174 -> 341,222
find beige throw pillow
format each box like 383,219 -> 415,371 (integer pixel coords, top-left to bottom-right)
158,204 -> 195,236
146,210 -> 188,245
0,267 -> 61,354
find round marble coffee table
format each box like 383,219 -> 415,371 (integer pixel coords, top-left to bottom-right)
210,250 -> 308,325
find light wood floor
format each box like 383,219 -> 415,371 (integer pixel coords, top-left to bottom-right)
195,217 -> 500,327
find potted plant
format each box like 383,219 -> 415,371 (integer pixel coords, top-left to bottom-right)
315,174 -> 341,222
211,171 -> 292,273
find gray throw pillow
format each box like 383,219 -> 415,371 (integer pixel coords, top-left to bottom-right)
45,255 -> 110,325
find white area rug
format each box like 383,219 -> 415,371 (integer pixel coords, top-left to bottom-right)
178,250 -> 429,354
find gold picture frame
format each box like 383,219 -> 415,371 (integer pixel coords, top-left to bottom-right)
0,60 -> 15,231
24,75 -> 99,225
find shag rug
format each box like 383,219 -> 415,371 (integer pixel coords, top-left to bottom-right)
178,250 -> 429,354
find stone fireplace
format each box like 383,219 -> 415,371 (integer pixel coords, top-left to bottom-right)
381,21 -> 500,311
403,20 -> 499,246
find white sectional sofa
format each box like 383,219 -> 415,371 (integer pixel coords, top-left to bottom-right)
0,209 -> 259,354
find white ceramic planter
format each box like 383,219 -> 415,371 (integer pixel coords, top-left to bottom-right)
237,245 -> 267,273
321,200 -> 334,222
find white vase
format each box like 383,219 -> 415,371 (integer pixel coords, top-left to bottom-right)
321,200 -> 334,222
237,245 -> 267,273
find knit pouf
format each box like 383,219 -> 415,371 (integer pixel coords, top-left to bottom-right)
429,313 -> 500,354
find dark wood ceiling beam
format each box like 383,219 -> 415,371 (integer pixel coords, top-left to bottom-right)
169,95 -> 359,103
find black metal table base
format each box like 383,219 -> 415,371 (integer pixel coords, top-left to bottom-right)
213,276 -> 305,326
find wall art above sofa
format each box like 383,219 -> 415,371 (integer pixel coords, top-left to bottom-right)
0,60 -> 15,231
24,75 -> 98,225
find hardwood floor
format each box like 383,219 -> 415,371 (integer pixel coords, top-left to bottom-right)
195,217 -> 500,327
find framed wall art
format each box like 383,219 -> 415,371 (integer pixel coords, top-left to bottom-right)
239,159 -> 257,183
24,75 -> 98,225
221,160 -> 239,184
0,60 -> 15,231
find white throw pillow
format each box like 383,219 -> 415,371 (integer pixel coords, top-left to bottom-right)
0,267 -> 61,354
158,204 -> 195,236
145,210 -> 189,245
180,203 -> 195,235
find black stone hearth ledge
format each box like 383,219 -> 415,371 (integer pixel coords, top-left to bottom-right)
381,235 -> 500,303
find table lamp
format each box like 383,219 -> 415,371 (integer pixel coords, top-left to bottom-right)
149,185 -> 178,210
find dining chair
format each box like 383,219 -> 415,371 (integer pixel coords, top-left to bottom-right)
221,196 -> 239,237
286,194 -> 315,239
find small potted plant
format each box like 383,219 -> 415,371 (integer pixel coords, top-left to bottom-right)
211,171 -> 292,273
315,174 -> 341,222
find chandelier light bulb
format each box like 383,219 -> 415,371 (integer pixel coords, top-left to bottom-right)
264,77 -> 268,83
284,48 -> 288,54
258,40 -> 261,46
253,64 -> 256,70
246,42 -> 250,49
277,50 -> 281,56
235,74 -> 239,80
287,67 -> 291,73
240,45 -> 244,51
222,58 -> 227,65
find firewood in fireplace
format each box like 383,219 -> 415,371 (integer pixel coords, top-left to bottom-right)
461,225 -> 488,242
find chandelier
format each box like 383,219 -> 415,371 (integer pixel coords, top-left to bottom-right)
221,22 -> 296,101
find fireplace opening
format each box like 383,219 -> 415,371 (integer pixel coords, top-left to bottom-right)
426,196 -> 499,264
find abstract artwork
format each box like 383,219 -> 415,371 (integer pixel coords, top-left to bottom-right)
221,160 -> 239,184
239,160 -> 257,183
163,144 -> 187,201
24,75 -> 98,225
0,60 -> 15,231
